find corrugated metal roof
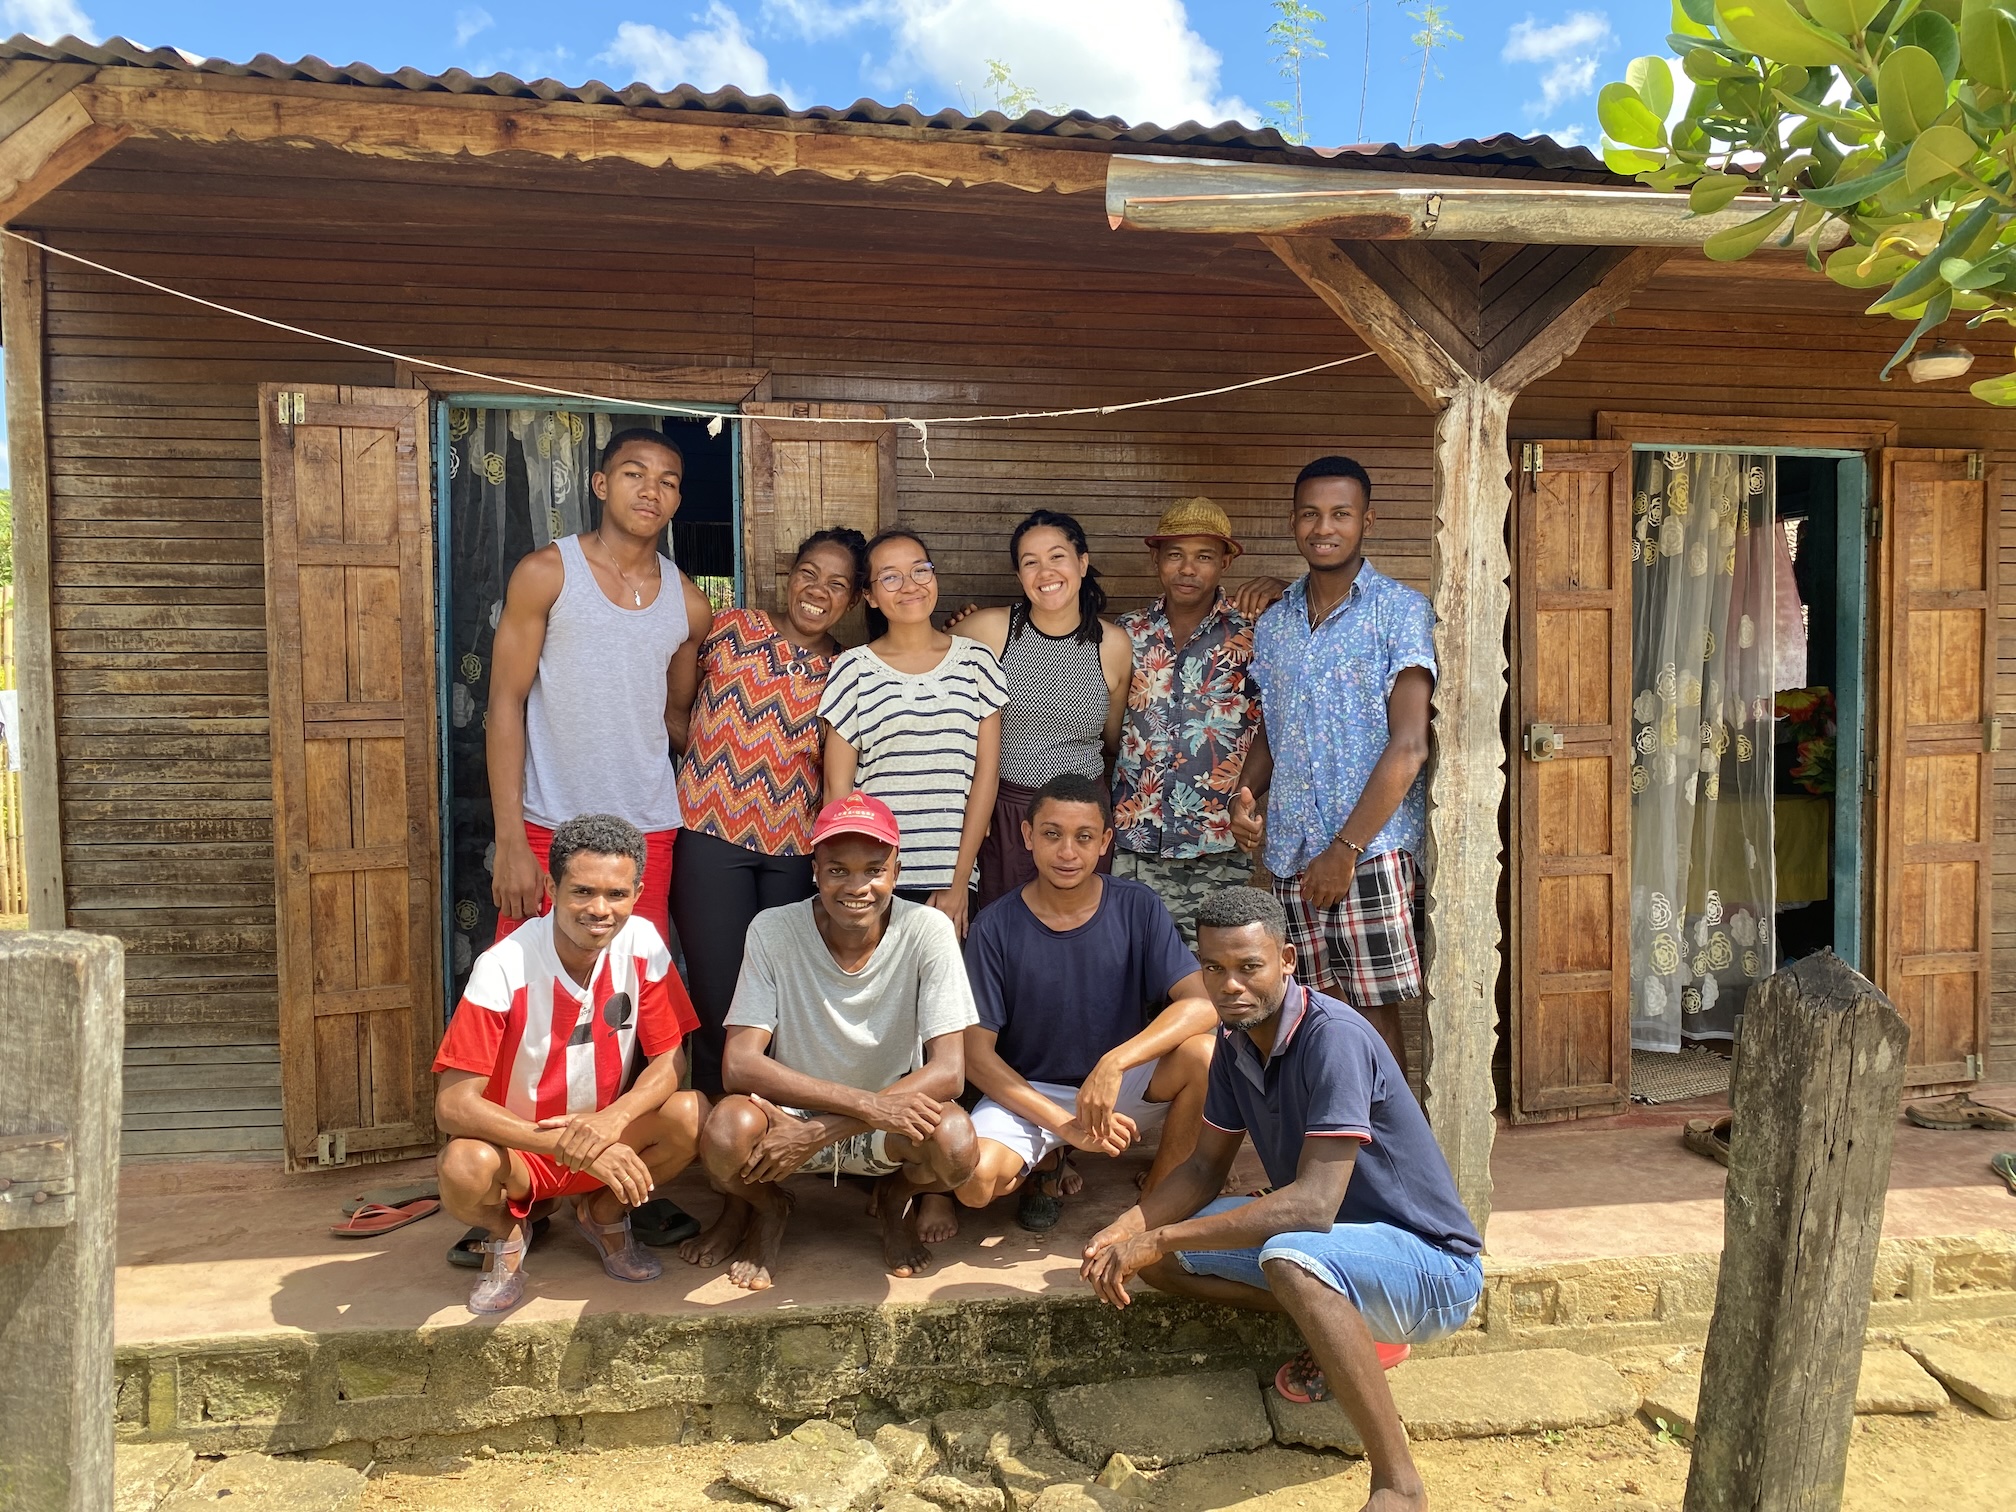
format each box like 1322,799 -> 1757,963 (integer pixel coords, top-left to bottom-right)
1,32 -> 1613,176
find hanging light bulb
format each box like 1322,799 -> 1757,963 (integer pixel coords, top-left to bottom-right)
1905,341 -> 1975,382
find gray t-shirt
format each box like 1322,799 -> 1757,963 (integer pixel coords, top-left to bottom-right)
726,898 -> 979,1094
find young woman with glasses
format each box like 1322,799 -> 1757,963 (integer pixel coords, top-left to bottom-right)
818,528 -> 1007,939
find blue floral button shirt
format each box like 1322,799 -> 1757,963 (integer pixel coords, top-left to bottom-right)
1112,592 -> 1260,859
1250,563 -> 1436,878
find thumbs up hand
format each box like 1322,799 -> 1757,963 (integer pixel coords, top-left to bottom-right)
1229,786 -> 1266,854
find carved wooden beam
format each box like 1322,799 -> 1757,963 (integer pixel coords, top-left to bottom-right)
0,86 -> 128,226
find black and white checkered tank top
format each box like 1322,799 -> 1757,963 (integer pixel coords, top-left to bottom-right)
998,612 -> 1108,789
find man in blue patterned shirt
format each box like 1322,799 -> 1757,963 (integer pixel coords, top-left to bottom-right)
1231,457 -> 1435,1074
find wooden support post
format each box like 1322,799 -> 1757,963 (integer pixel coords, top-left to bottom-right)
1261,235 -> 1670,1232
0,931 -> 125,1512
1684,952 -> 1908,1512
1,233 -> 64,929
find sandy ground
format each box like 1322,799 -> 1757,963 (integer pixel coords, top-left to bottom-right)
356,1406 -> 2016,1512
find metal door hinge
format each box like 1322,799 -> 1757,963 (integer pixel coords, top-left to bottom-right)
276,390 -> 305,428
1967,451 -> 1984,481
1965,1053 -> 1984,1079
1865,756 -> 1878,792
1520,443 -> 1544,476
315,1132 -> 348,1167
1523,722 -> 1558,761
1867,502 -> 1882,541
1988,718 -> 2004,753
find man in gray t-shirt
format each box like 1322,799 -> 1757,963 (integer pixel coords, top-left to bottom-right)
678,792 -> 978,1290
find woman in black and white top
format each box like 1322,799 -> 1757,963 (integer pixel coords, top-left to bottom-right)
820,528 -> 1008,939
959,509 -> 1132,911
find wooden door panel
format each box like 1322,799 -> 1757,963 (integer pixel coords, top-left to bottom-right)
742,401 -> 896,621
262,383 -> 441,1170
1874,450 -> 1995,1087
1512,443 -> 1633,1121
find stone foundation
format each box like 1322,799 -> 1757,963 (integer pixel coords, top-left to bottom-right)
115,1230 -> 2016,1462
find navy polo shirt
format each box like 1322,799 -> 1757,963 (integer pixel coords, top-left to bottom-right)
1203,983 -> 1481,1257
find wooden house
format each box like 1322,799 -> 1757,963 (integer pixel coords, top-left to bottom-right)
1,36 -> 2008,1231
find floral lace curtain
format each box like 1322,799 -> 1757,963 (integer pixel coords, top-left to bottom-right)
444,407 -> 666,997
1628,450 -> 1777,1051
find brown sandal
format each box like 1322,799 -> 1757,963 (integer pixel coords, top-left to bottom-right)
1905,1095 -> 2016,1132
1682,1114 -> 1733,1167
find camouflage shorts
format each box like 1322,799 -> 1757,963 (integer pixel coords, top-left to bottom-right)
1112,849 -> 1263,947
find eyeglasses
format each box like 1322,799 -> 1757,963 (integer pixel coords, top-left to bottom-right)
873,562 -> 937,593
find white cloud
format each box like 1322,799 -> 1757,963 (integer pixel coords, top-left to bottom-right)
455,7 -> 494,47
2,0 -> 98,43
882,0 -> 1246,126
1503,10 -> 1614,120
603,5 -> 774,95
763,0 -> 884,39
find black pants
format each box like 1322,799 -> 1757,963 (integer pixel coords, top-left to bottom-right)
669,828 -> 814,1096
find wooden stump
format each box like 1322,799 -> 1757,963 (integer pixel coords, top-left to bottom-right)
1683,951 -> 1908,1512
0,931 -> 124,1512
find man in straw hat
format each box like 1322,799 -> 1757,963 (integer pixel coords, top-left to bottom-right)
1110,496 -> 1267,946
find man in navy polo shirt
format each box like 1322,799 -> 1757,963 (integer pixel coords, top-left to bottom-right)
1082,886 -> 1481,1512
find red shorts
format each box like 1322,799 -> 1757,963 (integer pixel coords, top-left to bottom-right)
505,1149 -> 606,1220
495,821 -> 676,945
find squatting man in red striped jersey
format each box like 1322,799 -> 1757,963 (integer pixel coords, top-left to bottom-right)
432,814 -> 710,1315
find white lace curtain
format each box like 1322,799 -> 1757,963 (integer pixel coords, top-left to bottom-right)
1627,450 -> 1777,1051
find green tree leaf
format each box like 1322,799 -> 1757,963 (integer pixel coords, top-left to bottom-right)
1684,45 -> 1750,80
1877,44 -> 1953,138
1604,139 -> 1668,174
1628,55 -> 1678,117
1715,0 -> 1861,67
1967,366 -> 2016,403
1679,0 -> 1718,26
1960,3 -> 2016,89
1826,244 -> 1917,286
1895,12 -> 1964,82
1881,289 -> 1955,379
1690,171 -> 1751,212
1599,82 -> 1668,146
1704,202 -> 1796,258
1906,121 -> 1985,187
1808,0 -> 1888,31
1798,159 -> 1909,207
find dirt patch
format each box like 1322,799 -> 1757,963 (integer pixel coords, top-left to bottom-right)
356,1408 -> 2016,1511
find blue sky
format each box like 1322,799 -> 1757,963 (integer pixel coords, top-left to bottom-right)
0,1 -> 1678,487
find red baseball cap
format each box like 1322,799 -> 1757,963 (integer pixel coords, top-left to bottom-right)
811,791 -> 902,849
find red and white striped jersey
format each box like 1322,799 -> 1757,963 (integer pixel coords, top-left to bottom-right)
433,913 -> 697,1121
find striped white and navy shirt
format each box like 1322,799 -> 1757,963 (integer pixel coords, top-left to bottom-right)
819,636 -> 1009,890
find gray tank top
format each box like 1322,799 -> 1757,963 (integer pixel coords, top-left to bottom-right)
522,534 -> 689,831
997,614 -> 1109,789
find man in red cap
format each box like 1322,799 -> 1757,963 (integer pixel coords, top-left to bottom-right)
678,792 -> 978,1289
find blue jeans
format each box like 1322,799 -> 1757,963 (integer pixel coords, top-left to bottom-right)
1175,1196 -> 1483,1346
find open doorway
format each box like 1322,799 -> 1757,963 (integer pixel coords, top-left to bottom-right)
433,401 -> 740,1002
1625,447 -> 1866,1070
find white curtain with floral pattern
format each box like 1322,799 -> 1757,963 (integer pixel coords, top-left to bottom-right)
1628,450 -> 1777,1051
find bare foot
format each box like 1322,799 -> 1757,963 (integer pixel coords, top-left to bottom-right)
1362,1482 -> 1428,1511
1056,1151 -> 1083,1197
677,1198 -> 750,1268
725,1194 -> 793,1291
915,1192 -> 959,1243
877,1179 -> 933,1278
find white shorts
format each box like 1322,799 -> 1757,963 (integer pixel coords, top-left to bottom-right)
969,1060 -> 1165,1173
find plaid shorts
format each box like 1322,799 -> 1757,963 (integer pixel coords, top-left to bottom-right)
1273,848 -> 1424,1008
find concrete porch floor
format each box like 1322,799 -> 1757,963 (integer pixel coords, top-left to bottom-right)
114,1087 -> 2016,1347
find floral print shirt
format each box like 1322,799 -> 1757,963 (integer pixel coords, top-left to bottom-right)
1112,593 -> 1260,860
1250,563 -> 1436,878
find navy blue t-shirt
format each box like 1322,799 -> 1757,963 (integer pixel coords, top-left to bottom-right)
966,876 -> 1198,1087
1203,983 -> 1481,1257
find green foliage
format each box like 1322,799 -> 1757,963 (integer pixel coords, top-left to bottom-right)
1600,0 -> 2016,403
1265,1 -> 1328,146
981,59 -> 1041,116
1404,3 -> 1463,148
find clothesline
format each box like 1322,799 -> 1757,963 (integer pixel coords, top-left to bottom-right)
0,227 -> 1374,474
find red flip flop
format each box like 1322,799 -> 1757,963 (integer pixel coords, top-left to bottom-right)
330,1198 -> 440,1238
1274,1343 -> 1411,1404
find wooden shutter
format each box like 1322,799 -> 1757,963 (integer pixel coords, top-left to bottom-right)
260,385 -> 441,1170
742,402 -> 896,626
1872,450 -> 1996,1088
1511,443 -> 1633,1121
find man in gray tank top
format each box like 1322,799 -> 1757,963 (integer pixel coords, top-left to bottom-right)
486,428 -> 715,950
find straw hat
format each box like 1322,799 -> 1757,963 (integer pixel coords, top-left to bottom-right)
1144,496 -> 1242,559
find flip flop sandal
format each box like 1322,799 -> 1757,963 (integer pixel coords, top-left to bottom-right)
467,1234 -> 529,1315
1905,1095 -> 2016,1132
330,1198 -> 440,1238
630,1197 -> 702,1248
448,1215 -> 549,1269
1683,1114 -> 1734,1168
1273,1341 -> 1410,1405
340,1181 -> 439,1217
1992,1153 -> 2016,1195
1017,1159 -> 1068,1233
572,1208 -> 663,1283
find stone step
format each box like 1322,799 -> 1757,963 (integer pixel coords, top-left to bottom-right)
113,1442 -> 195,1512
1044,1369 -> 1273,1469
1639,1347 -> 1951,1442
158,1453 -> 365,1512
1903,1336 -> 2016,1419
1268,1347 -> 1639,1454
